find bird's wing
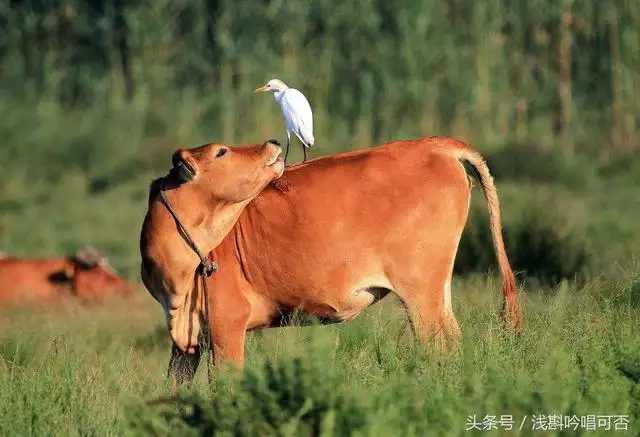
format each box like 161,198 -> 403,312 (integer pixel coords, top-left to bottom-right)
281,89 -> 314,146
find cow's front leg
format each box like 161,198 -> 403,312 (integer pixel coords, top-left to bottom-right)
210,316 -> 248,370
208,284 -> 252,370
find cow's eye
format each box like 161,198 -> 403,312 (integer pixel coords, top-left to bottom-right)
215,148 -> 228,159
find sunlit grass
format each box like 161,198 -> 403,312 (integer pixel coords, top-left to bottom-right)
0,273 -> 637,436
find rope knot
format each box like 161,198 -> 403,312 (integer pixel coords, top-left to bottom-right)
200,259 -> 218,276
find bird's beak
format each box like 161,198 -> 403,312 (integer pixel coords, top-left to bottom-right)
255,85 -> 269,93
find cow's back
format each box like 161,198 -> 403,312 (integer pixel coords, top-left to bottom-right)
227,138 -> 472,313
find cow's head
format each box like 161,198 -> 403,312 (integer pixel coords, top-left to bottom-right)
66,246 -> 134,301
145,139 -> 285,262
139,140 -> 284,356
169,139 -> 284,203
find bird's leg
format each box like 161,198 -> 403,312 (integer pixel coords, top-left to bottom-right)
302,145 -> 308,163
285,132 -> 291,166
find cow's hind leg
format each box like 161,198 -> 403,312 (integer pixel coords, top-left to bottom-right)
168,343 -> 201,390
392,266 -> 461,352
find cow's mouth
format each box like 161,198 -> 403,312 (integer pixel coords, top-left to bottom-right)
170,156 -> 197,182
178,158 -> 196,179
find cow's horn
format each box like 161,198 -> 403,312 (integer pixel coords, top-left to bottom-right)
74,245 -> 103,267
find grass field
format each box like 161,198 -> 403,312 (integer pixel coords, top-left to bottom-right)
0,268 -> 638,436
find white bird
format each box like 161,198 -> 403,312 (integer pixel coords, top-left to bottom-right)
255,79 -> 315,164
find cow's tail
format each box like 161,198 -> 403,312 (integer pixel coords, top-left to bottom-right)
438,139 -> 522,331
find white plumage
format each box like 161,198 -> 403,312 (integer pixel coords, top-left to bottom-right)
256,79 -> 315,164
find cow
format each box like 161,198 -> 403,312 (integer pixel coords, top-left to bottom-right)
0,246 -> 134,306
140,137 -> 521,386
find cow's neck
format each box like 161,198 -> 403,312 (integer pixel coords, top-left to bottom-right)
201,200 -> 252,251
161,185 -> 251,262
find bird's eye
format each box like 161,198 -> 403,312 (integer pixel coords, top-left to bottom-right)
215,148 -> 228,159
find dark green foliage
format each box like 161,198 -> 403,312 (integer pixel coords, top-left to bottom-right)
505,211 -> 590,287
0,337 -> 36,368
130,358 -> 370,436
134,325 -> 173,353
599,155 -> 640,186
0,0 -> 638,154
615,343 -> 640,426
484,142 -> 599,190
631,281 -> 640,310
455,201 -> 590,287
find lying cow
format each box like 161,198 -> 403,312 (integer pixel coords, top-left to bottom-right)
0,246 -> 134,305
140,137 -> 521,385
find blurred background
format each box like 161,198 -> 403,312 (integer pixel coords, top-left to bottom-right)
0,0 -> 638,286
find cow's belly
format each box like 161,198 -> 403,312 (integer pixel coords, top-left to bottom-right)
248,263 -> 395,328
301,284 -> 392,323
253,286 -> 392,329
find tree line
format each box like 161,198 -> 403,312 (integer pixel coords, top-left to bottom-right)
1,0 -> 638,153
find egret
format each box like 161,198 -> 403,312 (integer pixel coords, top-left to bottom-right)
255,79 -> 314,164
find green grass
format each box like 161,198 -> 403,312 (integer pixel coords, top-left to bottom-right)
0,272 -> 637,436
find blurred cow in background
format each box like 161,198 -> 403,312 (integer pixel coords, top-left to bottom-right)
0,246 -> 134,306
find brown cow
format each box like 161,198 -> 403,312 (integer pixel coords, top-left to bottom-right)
140,136 -> 521,386
0,246 -> 134,306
